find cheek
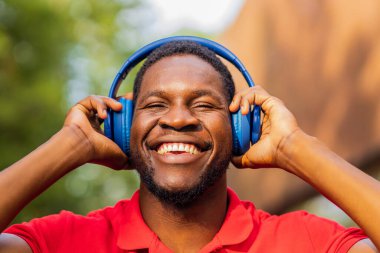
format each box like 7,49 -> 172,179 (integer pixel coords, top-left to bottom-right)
201,113 -> 233,147
130,113 -> 159,147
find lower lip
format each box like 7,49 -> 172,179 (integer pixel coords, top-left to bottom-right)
151,151 -> 206,164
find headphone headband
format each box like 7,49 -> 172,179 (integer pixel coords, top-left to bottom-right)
105,36 -> 261,156
108,36 -> 255,98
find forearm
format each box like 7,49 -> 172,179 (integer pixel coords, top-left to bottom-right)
278,130 -> 380,250
0,126 -> 91,231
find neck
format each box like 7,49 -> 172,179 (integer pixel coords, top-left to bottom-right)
139,174 -> 228,253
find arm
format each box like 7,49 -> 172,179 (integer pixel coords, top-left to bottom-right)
0,96 -> 128,251
230,86 -> 380,252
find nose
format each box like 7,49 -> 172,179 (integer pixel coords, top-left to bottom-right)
158,104 -> 200,131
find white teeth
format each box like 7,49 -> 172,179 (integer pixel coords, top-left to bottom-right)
156,143 -> 200,155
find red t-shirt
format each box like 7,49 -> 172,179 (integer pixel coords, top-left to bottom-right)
5,189 -> 367,253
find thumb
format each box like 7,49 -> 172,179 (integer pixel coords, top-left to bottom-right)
231,154 -> 255,169
231,137 -> 275,169
91,141 -> 130,170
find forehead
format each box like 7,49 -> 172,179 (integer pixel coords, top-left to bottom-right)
136,54 -> 227,103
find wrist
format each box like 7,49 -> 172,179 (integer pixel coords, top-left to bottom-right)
275,129 -> 319,176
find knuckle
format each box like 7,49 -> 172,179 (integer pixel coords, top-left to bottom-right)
89,95 -> 99,101
264,97 -> 284,109
273,97 -> 284,105
91,95 -> 103,102
65,107 -> 74,116
243,87 -> 257,97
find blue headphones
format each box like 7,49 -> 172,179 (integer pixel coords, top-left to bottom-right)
104,36 -> 261,156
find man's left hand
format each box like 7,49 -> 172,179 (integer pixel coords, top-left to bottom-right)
229,86 -> 299,170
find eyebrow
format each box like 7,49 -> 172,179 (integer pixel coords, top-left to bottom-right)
138,90 -> 167,103
191,89 -> 226,104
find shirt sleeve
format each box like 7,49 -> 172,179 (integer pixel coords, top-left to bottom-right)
297,211 -> 368,253
4,210 -> 80,253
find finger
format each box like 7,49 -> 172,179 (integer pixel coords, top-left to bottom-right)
239,86 -> 266,104
241,87 -> 285,115
89,96 -> 109,119
95,114 -> 104,125
231,150 -> 261,169
229,95 -> 242,112
244,86 -> 272,106
231,154 -> 244,168
229,90 -> 250,112
76,96 -> 104,118
116,92 -> 134,101
231,136 -> 277,169
101,96 -> 123,112
230,86 -> 262,112
77,96 -> 122,120
240,97 -> 250,115
124,92 -> 133,100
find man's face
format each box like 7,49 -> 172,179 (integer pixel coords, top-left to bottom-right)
130,54 -> 232,207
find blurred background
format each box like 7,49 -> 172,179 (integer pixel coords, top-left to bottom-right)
1,0 -> 379,226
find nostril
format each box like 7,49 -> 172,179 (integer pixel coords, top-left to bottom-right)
158,106 -> 200,131
159,123 -> 200,132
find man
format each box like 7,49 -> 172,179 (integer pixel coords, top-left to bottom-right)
0,41 -> 378,252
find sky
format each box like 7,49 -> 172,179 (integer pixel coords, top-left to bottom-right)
147,0 -> 245,35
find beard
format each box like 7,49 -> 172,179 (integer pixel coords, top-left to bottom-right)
130,149 -> 231,209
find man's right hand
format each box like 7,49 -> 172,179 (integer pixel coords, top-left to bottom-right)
0,95 -> 128,246
63,95 -> 129,170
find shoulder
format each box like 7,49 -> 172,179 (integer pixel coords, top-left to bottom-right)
228,189 -> 367,251
13,198 -> 133,228
86,198 -> 132,220
246,206 -> 367,252
3,198 -> 134,253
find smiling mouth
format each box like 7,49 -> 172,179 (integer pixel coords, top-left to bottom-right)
156,143 -> 201,155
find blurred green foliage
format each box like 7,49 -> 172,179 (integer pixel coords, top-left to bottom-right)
0,0 -> 144,223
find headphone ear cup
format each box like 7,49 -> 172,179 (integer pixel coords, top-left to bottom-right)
231,110 -> 251,155
251,105 -> 261,144
112,98 -> 133,156
104,110 -> 113,140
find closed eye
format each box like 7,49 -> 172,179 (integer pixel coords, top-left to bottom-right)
193,103 -> 214,109
192,102 -> 223,112
144,103 -> 167,109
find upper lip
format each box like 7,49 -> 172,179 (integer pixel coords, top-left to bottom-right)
147,136 -> 212,152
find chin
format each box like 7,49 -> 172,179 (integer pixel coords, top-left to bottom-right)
131,144 -> 231,208
154,168 -> 205,191
142,175 -> 208,209
138,164 -> 228,209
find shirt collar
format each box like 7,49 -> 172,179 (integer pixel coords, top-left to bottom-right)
116,188 -> 255,251
116,191 -> 157,250
215,188 -> 254,246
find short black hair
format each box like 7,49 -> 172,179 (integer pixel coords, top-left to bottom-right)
133,40 -> 235,102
